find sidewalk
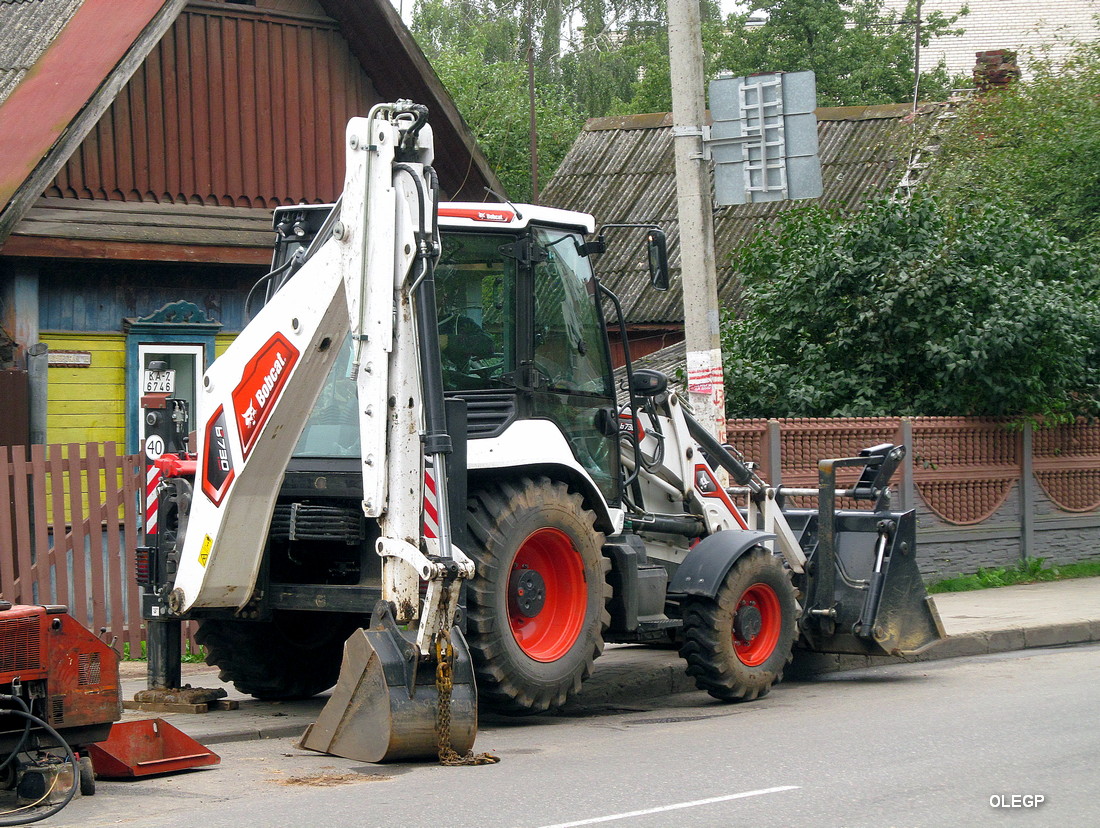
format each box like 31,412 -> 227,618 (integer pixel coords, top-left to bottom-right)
117,577 -> 1100,747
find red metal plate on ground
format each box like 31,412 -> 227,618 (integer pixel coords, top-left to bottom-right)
88,718 -> 219,778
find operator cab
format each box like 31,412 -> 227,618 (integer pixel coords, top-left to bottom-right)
270,201 -> 626,504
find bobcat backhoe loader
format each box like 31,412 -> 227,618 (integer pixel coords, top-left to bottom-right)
138,102 -> 943,764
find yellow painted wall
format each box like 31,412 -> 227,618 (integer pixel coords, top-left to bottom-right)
40,332 -> 239,448
215,332 -> 236,357
41,332 -> 126,445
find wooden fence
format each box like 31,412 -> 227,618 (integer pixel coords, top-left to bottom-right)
0,442 -> 144,653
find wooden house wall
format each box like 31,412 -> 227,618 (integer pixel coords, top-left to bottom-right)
215,332 -> 235,357
37,260 -> 261,333
45,3 -> 377,209
39,329 -> 239,447
41,332 -> 126,445
37,257 -> 255,446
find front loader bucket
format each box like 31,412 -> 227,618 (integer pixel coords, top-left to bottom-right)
299,613 -> 476,763
803,509 -> 945,657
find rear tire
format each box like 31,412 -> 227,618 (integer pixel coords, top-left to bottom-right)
196,611 -> 362,700
465,477 -> 610,715
679,546 -> 797,702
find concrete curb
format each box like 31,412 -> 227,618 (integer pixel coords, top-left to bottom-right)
199,723 -> 310,747
788,622 -> 1100,678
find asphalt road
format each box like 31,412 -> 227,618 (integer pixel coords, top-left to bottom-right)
44,643 -> 1100,827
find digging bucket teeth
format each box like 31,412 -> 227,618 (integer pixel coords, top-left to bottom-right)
299,602 -> 476,763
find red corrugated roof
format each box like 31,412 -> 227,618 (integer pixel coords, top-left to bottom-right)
0,0 -> 167,216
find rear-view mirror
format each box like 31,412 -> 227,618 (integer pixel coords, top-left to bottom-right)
647,228 -> 670,291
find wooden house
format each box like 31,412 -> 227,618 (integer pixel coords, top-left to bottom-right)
0,0 -> 501,451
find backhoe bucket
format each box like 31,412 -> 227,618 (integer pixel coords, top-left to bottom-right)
802,509 -> 945,657
299,609 -> 476,763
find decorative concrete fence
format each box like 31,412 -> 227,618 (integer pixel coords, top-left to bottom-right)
725,417 -> 1100,580
5,422 -> 1099,649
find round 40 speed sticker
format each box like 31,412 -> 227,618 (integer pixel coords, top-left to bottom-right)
144,434 -> 166,461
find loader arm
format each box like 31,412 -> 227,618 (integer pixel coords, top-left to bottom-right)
172,103 -> 466,620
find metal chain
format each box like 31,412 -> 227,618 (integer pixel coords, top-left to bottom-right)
434,636 -> 499,766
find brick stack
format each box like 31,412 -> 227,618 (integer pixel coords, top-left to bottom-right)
974,49 -> 1021,92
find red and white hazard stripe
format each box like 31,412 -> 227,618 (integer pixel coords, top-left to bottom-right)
145,463 -> 160,539
423,459 -> 439,540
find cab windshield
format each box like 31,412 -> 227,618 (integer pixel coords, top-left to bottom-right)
292,223 -> 617,506
292,230 -> 519,457
531,227 -> 613,398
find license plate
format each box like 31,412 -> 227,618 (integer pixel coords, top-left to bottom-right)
143,369 -> 175,394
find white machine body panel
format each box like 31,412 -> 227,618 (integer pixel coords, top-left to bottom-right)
466,418 -> 624,535
173,242 -> 350,609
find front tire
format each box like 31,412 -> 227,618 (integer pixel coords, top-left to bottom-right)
196,611 -> 362,700
679,546 -> 797,702
465,477 -> 610,714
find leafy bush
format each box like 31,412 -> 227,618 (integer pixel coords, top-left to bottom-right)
929,41 -> 1100,247
721,197 -> 1100,419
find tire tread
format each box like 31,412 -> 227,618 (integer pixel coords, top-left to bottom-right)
465,476 -> 610,714
678,546 -> 797,702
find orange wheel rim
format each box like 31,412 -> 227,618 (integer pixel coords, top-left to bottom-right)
508,528 -> 587,662
732,583 -> 781,667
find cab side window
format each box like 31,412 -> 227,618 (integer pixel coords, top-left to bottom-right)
435,234 -> 516,390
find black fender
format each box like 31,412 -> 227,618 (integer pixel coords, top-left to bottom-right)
668,530 -> 776,599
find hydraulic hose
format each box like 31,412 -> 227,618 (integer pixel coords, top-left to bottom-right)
392,162 -> 454,558
243,257 -> 296,320
0,699 -> 79,826
0,696 -> 29,774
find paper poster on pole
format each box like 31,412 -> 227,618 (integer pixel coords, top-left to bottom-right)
687,350 -> 717,394
686,349 -> 727,444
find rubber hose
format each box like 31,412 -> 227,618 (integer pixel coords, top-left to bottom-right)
0,709 -> 79,826
0,697 -> 31,773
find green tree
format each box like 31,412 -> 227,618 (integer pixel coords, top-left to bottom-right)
928,41 -> 1100,247
429,49 -> 584,200
714,0 -> 966,107
412,0 -> 969,195
413,0 -> 663,197
721,197 -> 1100,419
607,4 -> 728,115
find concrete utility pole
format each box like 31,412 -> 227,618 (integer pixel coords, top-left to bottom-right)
668,0 -> 726,443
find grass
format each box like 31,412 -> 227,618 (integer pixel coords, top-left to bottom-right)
122,639 -> 207,664
927,557 -> 1100,594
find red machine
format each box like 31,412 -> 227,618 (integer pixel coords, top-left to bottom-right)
0,602 -> 121,803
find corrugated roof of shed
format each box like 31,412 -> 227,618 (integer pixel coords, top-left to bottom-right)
542,103 -> 941,325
